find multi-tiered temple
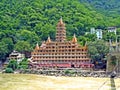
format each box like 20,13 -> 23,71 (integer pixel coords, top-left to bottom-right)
30,18 -> 93,69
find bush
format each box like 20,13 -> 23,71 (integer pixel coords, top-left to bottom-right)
70,71 -> 75,74
5,68 -> 14,73
64,70 -> 70,74
7,59 -> 18,70
19,58 -> 28,70
18,65 -> 28,70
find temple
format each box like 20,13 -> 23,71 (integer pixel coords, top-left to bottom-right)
30,18 -> 93,69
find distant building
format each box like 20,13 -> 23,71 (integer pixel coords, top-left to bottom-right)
90,28 -> 102,39
9,50 -> 25,63
96,29 -> 102,39
90,28 -> 96,34
108,27 -> 117,35
30,18 -> 94,69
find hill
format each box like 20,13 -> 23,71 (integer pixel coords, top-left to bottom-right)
79,0 -> 120,16
0,0 -> 110,36
0,0 -> 120,61
79,0 -> 120,27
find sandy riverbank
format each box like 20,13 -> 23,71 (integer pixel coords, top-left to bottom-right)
0,74 -> 120,90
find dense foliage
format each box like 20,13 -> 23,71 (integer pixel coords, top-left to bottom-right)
5,68 -> 14,73
0,0 -> 119,61
18,58 -> 28,70
79,0 -> 120,27
7,59 -> 18,70
87,40 -> 109,61
79,0 -> 120,15
6,58 -> 28,72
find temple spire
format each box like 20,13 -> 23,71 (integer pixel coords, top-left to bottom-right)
56,18 -> 66,42
72,34 -> 77,43
46,36 -> 51,43
59,17 -> 63,24
35,43 -> 39,50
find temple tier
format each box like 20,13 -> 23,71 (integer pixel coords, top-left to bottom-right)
30,18 -> 94,69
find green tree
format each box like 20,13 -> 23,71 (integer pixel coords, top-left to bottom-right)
0,38 -> 14,62
78,36 -> 88,46
64,70 -> 70,75
0,32 -> 6,40
0,41 -> 8,61
87,40 -> 109,61
16,30 -> 39,46
78,33 -> 97,46
5,68 -> 14,73
1,38 -> 14,53
103,32 -> 116,42
84,33 -> 97,41
14,41 -> 32,53
19,58 -> 28,70
116,28 -> 120,42
7,59 -> 18,70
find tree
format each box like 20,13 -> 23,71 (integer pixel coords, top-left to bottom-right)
0,32 -> 6,40
84,33 -> 97,41
1,38 -> 14,53
64,70 -> 70,75
14,41 -> 32,53
78,36 -> 88,46
0,38 -> 14,62
103,32 -> 116,42
19,58 -> 28,70
116,28 -> 120,42
87,40 -> 109,62
16,30 -> 40,46
77,33 -> 97,46
7,59 -> 18,70
0,41 -> 8,62
5,68 -> 14,73
116,28 -> 120,35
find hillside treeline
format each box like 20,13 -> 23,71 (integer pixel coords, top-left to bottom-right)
0,0 -> 119,61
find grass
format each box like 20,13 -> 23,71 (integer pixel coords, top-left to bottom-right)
0,74 -> 120,90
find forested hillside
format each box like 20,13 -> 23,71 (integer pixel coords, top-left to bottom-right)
0,0 -> 120,61
79,0 -> 120,17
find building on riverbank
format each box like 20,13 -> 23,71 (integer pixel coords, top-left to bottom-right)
30,18 -> 94,69
9,50 -> 25,63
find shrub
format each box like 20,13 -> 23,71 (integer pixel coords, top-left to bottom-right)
19,58 -> 28,70
7,59 -> 18,70
5,68 -> 14,73
70,71 -> 75,74
64,70 -> 70,74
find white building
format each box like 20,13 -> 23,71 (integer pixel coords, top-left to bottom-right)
90,27 -> 96,34
108,27 -> 116,35
96,29 -> 102,39
9,50 -> 25,63
90,28 -> 102,39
